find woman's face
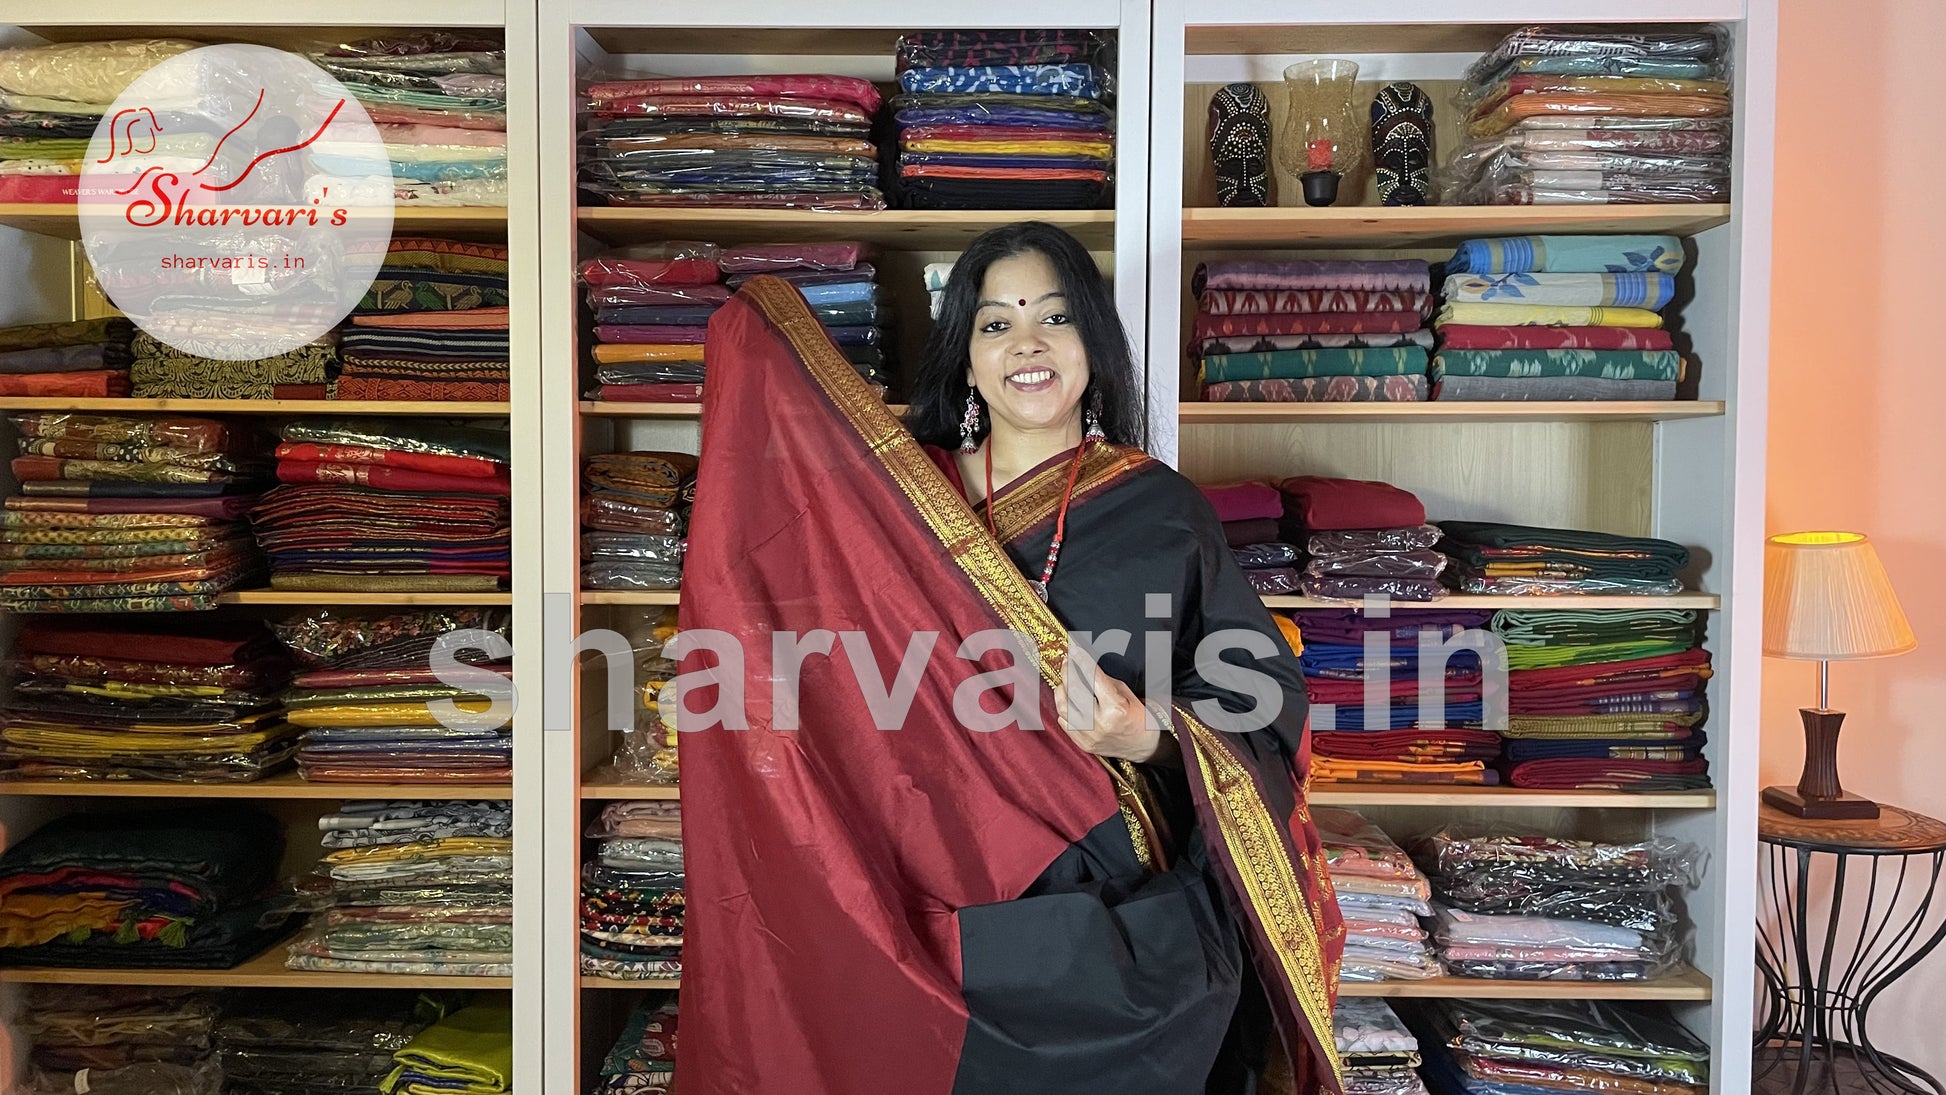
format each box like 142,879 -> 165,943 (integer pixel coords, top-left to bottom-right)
966,250 -> 1090,441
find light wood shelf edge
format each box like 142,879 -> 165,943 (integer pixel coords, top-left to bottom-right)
581,591 -> 1718,611
217,591 -> 513,606
1338,967 -> 1711,1000
580,975 -> 681,989
0,774 -> 513,800
572,782 -> 1712,810
0,942 -> 512,990
1180,204 -> 1733,248
1179,402 -> 1726,424
0,398 -> 510,415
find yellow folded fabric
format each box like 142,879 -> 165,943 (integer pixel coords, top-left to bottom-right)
325,838 -> 515,866
591,343 -> 707,365
1275,615 -> 1304,657
0,725 -> 294,755
382,1002 -> 514,1094
282,699 -> 499,728
1312,758 -> 1489,782
1435,302 -> 1665,329
0,892 -> 134,948
903,138 -> 1113,157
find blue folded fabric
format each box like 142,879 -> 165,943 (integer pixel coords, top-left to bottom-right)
895,105 -> 1111,129
897,64 -> 1106,98
898,152 -> 1109,170
1308,701 -> 1484,732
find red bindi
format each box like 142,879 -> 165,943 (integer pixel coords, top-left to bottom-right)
1017,298 -> 1027,306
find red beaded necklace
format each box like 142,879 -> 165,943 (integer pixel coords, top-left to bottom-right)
986,436 -> 1092,603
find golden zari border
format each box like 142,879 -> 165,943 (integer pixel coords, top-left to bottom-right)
986,443 -> 1151,544
1176,706 -> 1346,1086
742,278 -> 1161,869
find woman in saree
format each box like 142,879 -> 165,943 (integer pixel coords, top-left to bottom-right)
677,222 -> 1343,1094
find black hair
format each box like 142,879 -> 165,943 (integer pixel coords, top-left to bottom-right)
904,221 -> 1144,450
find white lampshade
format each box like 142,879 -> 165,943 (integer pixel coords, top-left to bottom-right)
1764,532 -> 1918,660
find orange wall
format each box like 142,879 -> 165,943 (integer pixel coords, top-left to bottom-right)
1766,0 -> 1946,1073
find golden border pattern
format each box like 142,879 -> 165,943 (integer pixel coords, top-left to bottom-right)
742,278 -> 1159,866
1177,706 -> 1346,1086
986,444 -> 1152,544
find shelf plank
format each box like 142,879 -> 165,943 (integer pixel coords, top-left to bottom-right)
1187,22 -> 1541,57
1311,785 -> 1714,810
218,590 -> 512,606
0,942 -> 511,990
0,397 -> 508,416
0,772 -> 512,800
578,208 -> 1115,250
581,402 -> 909,419
581,975 -> 681,989
1181,204 -> 1731,249
581,770 -> 680,800
1266,593 -> 1722,611
0,203 -> 507,242
1338,967 -> 1711,1000
582,590 -> 681,605
1180,401 -> 1726,425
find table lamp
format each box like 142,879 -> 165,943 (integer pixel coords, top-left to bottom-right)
1763,531 -> 1917,819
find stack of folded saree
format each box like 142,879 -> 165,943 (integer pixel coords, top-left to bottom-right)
605,608 -> 682,785
1194,259 -> 1434,403
129,330 -> 339,400
1493,609 -> 1712,790
15,985 -> 221,1095
288,800 -> 513,976
382,1002 -> 514,1095
0,804 -> 299,969
1414,826 -> 1698,982
583,241 -> 889,402
252,419 -> 511,592
1437,521 -> 1689,596
581,75 -> 883,210
591,996 -> 679,1094
1201,481 -> 1299,593
272,607 -> 513,783
308,33 -> 509,208
583,451 -> 695,590
0,39 -> 200,204
1333,998 -> 1430,1095
339,237 -> 511,401
1280,476 -> 1448,602
1316,809 -> 1440,981
0,318 -> 134,398
1447,26 -> 1732,205
217,988 -> 440,1095
4,413 -> 268,612
1407,998 -> 1709,1095
582,800 -> 685,981
890,31 -> 1115,210
1297,609 -> 1499,783
0,617 -> 296,782
1432,234 -> 1686,401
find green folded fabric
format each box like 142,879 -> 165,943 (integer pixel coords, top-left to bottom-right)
1491,609 -> 1700,648
1438,521 -> 1690,572
1201,346 -> 1427,383
1503,638 -> 1694,670
383,1002 -> 513,1094
1432,349 -> 1682,382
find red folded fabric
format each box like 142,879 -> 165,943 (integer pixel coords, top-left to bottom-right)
589,75 -> 882,113
1506,758 -> 1709,789
1199,481 -> 1282,523
900,125 -> 1109,142
594,326 -> 709,345
1437,324 -> 1675,351
1192,312 -> 1423,342
1306,678 -> 1483,704
294,663 -> 512,689
1314,729 -> 1503,760
274,461 -> 512,496
15,619 -> 273,665
350,308 -> 511,330
718,242 -> 865,274
580,257 -> 722,288
4,496 -> 257,519
275,443 -> 502,479
0,370 -> 128,397
1223,518 -> 1279,548
1199,289 -> 1432,317
600,383 -> 706,403
1510,649 -> 1712,691
1278,476 -> 1427,531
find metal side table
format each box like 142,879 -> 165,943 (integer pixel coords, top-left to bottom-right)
1755,802 -> 1946,1094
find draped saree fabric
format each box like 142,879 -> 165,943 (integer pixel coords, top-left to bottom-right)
678,276 -> 1343,1095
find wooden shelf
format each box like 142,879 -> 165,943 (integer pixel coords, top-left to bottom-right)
581,402 -> 908,418
1181,402 -> 1726,425
1339,967 -> 1711,1001
0,398 -> 509,416
218,590 -> 512,606
582,590 -> 681,605
1187,22 -> 1551,57
0,771 -> 512,800
578,208 -> 1115,250
1266,593 -> 1721,611
0,203 -> 507,242
581,975 -> 681,989
1181,205 -> 1732,250
0,940 -> 512,990
1312,785 -> 1714,809
581,769 -> 680,800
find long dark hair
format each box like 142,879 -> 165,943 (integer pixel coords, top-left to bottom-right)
904,222 -> 1145,450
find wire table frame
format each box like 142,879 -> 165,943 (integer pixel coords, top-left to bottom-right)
1755,803 -> 1946,1095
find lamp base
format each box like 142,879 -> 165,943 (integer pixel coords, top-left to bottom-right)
1763,784 -> 1881,820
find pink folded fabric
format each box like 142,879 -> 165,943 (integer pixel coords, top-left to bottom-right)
375,124 -> 507,147
1198,481 -> 1282,522
718,242 -> 865,274
588,75 -> 882,113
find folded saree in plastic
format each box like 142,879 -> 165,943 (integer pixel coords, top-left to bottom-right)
677,277 -> 1344,1094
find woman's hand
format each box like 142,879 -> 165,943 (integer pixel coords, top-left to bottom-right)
1052,645 -> 1175,764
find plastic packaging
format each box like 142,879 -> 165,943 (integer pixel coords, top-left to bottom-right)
1450,575 -> 1688,596
1462,26 -> 1731,88
1305,550 -> 1448,580
1416,826 -> 1703,893
579,244 -> 722,289
1459,75 -> 1730,115
1452,1051 -> 1704,1095
895,30 -> 1113,72
1232,542 -> 1299,569
590,94 -> 873,126
600,608 -> 681,785
1244,567 -> 1301,594
581,495 -> 688,536
1427,997 -> 1711,1086
1307,525 -> 1443,555
583,561 -> 684,591
272,608 -> 511,668
1303,576 -> 1445,602
718,241 -> 865,273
